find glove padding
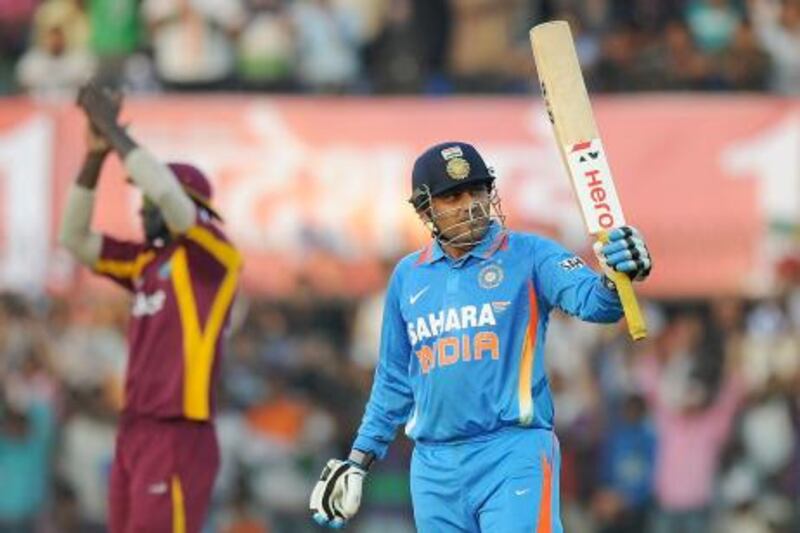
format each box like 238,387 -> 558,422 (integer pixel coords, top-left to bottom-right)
310,459 -> 365,529
593,226 -> 652,282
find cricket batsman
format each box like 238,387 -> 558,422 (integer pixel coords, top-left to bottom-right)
59,81 -> 242,533
310,141 -> 651,531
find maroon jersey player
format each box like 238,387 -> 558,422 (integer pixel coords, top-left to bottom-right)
59,82 -> 242,533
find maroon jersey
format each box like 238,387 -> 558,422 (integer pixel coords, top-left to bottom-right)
93,216 -> 242,421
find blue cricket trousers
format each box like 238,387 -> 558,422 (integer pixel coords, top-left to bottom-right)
410,427 -> 562,533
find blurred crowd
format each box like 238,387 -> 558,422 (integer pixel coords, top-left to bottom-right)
4,262 -> 800,532
0,0 -> 799,99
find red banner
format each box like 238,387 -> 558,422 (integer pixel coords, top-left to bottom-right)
0,95 -> 797,297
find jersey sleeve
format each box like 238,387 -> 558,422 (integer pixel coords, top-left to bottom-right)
532,236 -> 623,323
352,265 -> 414,460
92,236 -> 151,292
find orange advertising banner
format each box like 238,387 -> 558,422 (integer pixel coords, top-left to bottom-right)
0,95 -> 797,297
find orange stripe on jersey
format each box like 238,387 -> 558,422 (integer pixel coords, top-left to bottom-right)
415,242 -> 433,265
171,475 -> 186,533
517,281 -> 539,425
184,226 -> 241,270
94,251 -> 156,279
172,245 -> 241,420
536,455 -> 553,533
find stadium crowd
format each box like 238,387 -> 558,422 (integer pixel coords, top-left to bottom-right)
0,0 -> 798,98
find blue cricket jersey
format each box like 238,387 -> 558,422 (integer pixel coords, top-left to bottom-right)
352,222 -> 623,459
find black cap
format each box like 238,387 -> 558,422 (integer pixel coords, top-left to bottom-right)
410,141 -> 494,207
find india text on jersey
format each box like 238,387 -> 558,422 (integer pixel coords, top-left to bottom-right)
407,303 -> 501,374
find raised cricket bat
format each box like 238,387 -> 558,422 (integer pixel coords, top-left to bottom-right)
530,21 -> 647,341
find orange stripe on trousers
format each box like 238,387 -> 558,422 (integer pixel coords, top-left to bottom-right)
536,455 -> 553,533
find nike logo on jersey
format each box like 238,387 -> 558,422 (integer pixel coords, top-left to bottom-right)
515,488 -> 530,496
409,286 -> 430,305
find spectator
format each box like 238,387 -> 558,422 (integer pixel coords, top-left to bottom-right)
0,388 -> 55,530
34,0 -> 88,49
15,0 -> 94,99
58,387 -> 117,531
0,0 -> 39,93
590,23 -> 646,91
637,314 -> 744,533
610,0 -> 687,34
634,19 -> 715,90
412,0 -> 451,92
592,394 -> 656,533
447,0 -> 529,92
290,0 -> 364,92
685,0 -> 744,52
750,0 -> 800,94
720,22 -> 771,90
236,0 -> 297,91
142,0 -> 246,90
85,0 -> 143,85
46,295 -> 126,395
364,0 -> 425,93
0,0 -> 39,57
717,464 -> 772,533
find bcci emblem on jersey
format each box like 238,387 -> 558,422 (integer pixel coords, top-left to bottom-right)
478,264 -> 503,289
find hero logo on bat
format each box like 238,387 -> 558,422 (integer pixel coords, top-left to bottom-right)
565,138 -> 626,233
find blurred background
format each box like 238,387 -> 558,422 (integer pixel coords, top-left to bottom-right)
0,0 -> 800,532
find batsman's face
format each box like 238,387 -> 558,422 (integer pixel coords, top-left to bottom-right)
429,184 -> 492,247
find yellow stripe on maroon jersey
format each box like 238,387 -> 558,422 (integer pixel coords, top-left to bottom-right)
184,226 -> 241,270
171,248 -> 204,418
171,475 -> 186,533
94,251 -> 156,279
171,245 -> 241,420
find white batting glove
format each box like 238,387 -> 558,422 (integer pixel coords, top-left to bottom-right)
310,459 -> 366,529
593,226 -> 652,282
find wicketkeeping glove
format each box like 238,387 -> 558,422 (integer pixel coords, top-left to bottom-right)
309,459 -> 366,529
593,226 -> 652,282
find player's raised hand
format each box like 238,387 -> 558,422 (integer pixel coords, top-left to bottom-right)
77,80 -> 122,139
86,121 -> 113,156
309,459 -> 366,529
593,226 -> 652,282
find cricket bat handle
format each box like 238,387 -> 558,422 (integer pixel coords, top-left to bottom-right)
599,232 -> 647,341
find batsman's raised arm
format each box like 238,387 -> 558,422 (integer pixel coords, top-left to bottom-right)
532,236 -> 624,323
77,81 -> 196,234
532,227 -> 652,322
